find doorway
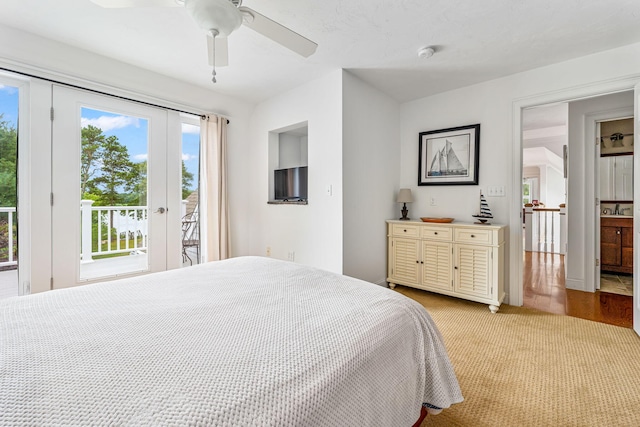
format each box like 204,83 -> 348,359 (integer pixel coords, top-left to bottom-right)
518,90 -> 636,329
521,103 -> 568,315
51,85 -> 185,288
0,71 -> 206,296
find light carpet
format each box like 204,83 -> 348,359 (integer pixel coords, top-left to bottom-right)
394,286 -> 640,427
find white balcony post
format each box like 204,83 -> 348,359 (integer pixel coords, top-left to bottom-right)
559,203 -> 567,255
81,200 -> 95,263
8,210 -> 14,263
181,200 -> 188,218
524,204 -> 533,252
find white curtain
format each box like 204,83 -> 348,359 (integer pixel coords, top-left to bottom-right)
199,114 -> 230,261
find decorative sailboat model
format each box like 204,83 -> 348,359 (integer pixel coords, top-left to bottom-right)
472,191 -> 493,224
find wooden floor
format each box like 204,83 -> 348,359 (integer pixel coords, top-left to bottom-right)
523,251 -> 633,328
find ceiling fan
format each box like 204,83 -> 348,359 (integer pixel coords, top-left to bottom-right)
90,0 -> 318,83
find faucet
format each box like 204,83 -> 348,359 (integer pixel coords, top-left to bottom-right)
614,203 -> 620,215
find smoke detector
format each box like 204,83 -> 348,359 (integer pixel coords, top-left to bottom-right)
417,46 -> 435,59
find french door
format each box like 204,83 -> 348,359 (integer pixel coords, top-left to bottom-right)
51,86 -> 182,288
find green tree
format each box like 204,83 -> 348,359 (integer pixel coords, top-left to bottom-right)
0,114 -> 17,207
122,160 -> 194,203
182,161 -> 194,199
81,125 -> 106,197
90,134 -> 136,206
126,160 -> 147,206
80,125 -> 195,205
0,115 -> 17,262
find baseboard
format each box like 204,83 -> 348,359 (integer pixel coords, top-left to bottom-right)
373,279 -> 388,287
565,278 -> 585,291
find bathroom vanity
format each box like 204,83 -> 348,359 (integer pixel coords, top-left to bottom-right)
600,215 -> 633,274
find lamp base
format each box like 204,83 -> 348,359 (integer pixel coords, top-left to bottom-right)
399,204 -> 410,220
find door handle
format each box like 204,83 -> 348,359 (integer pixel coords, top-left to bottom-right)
155,207 -> 166,214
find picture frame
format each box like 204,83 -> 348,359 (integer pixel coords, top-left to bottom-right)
418,124 -> 480,186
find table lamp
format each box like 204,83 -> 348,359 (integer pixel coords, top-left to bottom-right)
397,188 -> 413,220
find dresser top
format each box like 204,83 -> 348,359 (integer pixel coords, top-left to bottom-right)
386,219 -> 506,230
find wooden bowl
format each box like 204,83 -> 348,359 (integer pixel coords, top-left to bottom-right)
420,217 -> 454,223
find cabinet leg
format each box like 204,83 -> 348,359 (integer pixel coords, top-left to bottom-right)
388,282 -> 396,290
489,304 -> 499,314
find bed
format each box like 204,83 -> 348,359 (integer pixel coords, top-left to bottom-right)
0,256 -> 462,426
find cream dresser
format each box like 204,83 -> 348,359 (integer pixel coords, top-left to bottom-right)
386,220 -> 506,313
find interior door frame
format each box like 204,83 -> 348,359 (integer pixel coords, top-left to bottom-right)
633,82 -> 640,336
589,110 -> 634,292
595,121 -> 601,291
510,76 -> 640,307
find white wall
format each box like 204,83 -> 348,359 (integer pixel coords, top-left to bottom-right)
566,91 -> 634,291
400,41 -> 640,303
278,133 -> 307,169
244,70 -> 400,282
544,166 -> 565,208
342,71 -> 400,284
246,70 -> 344,273
523,147 -> 565,206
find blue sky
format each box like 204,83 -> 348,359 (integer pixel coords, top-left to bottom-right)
0,83 -> 199,192
0,84 -> 18,127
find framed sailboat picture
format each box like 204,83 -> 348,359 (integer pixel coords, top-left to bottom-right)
418,124 -> 480,185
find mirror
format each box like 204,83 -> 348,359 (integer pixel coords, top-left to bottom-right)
600,154 -> 633,201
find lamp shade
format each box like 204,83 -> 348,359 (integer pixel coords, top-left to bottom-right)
396,188 -> 413,203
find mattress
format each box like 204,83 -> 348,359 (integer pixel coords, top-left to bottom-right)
0,256 -> 462,426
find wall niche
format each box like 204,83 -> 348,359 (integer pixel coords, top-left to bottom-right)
268,122 -> 308,204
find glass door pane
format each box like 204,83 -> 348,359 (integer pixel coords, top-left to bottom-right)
79,107 -> 150,280
0,84 -> 18,298
181,120 -> 200,267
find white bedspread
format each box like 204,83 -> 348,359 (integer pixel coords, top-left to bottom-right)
0,256 -> 462,426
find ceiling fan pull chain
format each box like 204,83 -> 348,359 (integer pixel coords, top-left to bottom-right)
210,29 -> 219,83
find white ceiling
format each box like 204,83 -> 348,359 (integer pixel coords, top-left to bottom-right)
522,103 -> 568,158
3,0 -> 640,104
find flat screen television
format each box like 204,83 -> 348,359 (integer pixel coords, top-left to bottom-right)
274,166 -> 308,201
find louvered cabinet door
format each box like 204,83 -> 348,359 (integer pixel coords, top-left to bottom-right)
389,237 -> 421,286
453,244 -> 492,299
422,241 -> 452,291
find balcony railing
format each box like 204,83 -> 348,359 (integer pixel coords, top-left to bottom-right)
1,202 -> 199,268
81,200 -> 148,263
524,204 -> 566,254
0,207 -> 17,268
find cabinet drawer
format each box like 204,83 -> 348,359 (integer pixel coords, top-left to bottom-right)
454,228 -> 493,245
421,226 -> 452,241
391,224 -> 420,237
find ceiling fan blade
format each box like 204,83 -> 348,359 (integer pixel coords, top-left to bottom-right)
238,6 -> 317,58
207,35 -> 229,67
90,0 -> 181,8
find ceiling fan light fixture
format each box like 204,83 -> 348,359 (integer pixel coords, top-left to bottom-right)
185,0 -> 242,36
417,46 -> 435,59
